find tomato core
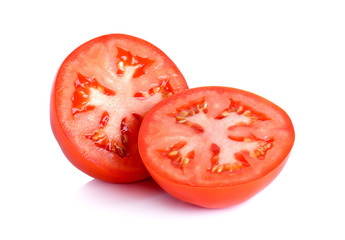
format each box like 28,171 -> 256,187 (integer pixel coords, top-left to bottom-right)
163,97 -> 274,174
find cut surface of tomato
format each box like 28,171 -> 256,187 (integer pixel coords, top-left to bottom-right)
51,34 -> 188,183
138,87 -> 294,207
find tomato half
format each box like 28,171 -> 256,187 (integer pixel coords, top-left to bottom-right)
138,87 -> 294,208
51,34 -> 188,183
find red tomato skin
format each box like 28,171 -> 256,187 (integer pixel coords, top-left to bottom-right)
138,86 -> 295,208
144,153 -> 289,208
51,34 -> 188,183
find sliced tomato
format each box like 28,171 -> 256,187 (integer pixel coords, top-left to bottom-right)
50,34 -> 188,183
138,87 -> 295,208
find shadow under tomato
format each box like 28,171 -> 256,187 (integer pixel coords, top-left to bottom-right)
77,178 -> 211,214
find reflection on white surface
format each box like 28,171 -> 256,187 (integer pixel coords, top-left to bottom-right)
77,178 -> 212,215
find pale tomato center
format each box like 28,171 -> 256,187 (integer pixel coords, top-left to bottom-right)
71,47 -> 174,158
159,99 -> 273,173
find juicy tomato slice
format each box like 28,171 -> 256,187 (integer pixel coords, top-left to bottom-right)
50,34 -> 188,183
138,87 -> 295,208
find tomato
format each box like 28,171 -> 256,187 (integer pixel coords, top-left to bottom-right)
138,87 -> 295,208
50,34 -> 188,183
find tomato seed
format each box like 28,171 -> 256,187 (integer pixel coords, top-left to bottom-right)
168,150 -> 178,156
220,111 -> 230,117
118,61 -> 124,71
201,101 -> 207,109
152,87 -> 160,94
181,158 -> 189,165
177,118 -> 187,123
237,106 -> 244,113
179,111 -> 188,117
243,111 -> 251,117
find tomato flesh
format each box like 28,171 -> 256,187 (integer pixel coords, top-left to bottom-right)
138,87 -> 294,207
51,34 -> 188,183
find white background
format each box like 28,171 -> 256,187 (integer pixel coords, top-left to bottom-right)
1,0 -> 344,239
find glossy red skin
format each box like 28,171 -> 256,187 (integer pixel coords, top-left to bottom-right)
138,86 -> 295,208
145,153 -> 289,208
51,34 -> 188,183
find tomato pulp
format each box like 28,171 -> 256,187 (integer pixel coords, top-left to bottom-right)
138,87 -> 295,208
51,34 -> 188,183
